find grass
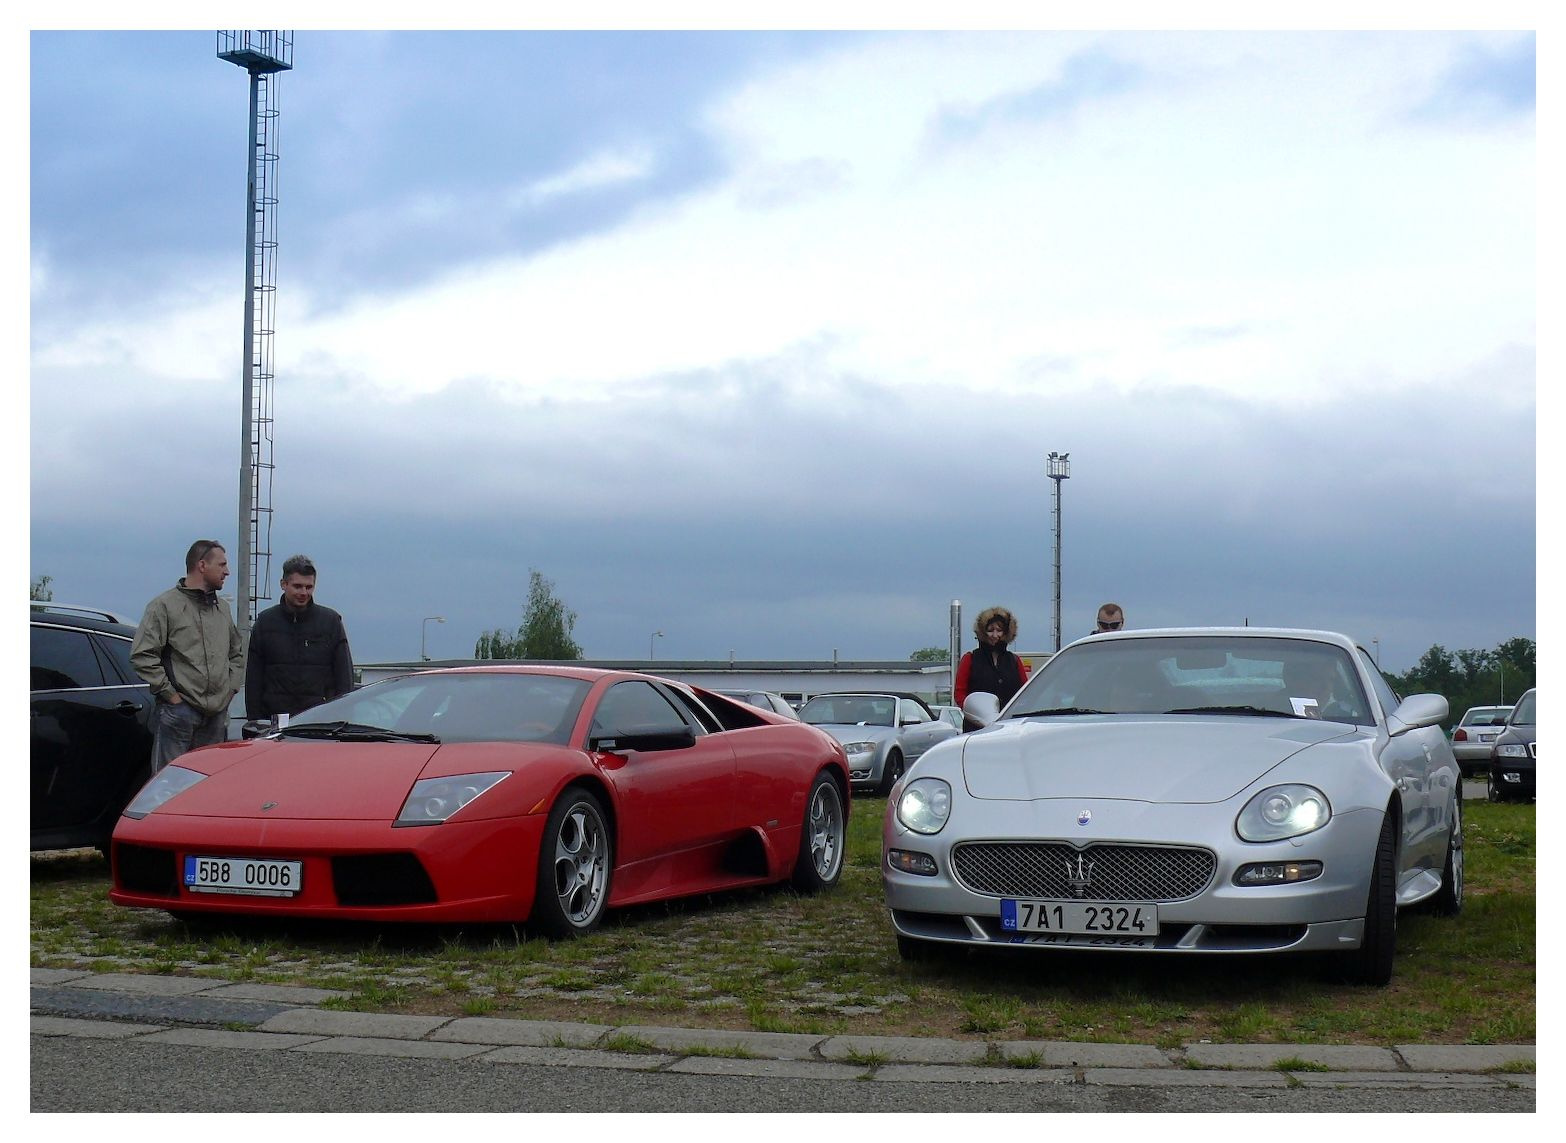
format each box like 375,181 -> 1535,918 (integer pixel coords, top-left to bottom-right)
29,797 -> 1535,1046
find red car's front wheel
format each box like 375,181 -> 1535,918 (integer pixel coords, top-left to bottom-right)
531,788 -> 612,937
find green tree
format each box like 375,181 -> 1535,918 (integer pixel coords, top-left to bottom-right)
1389,637 -> 1536,728
29,574 -> 53,601
474,569 -> 583,660
909,646 -> 947,662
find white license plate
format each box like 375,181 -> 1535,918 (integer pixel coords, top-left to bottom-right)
1001,898 -> 1159,936
184,855 -> 302,897
1478,733 -> 1496,742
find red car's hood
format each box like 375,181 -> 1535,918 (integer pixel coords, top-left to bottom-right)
167,740 -> 459,820
960,716 -> 1358,803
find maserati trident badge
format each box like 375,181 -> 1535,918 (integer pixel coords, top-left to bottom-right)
1066,853 -> 1095,897
1077,809 -> 1092,826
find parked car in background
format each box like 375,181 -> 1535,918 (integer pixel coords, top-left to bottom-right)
930,705 -> 965,731
110,666 -> 849,932
797,692 -> 959,795
30,603 -> 154,853
1451,704 -> 1512,777
1487,688 -> 1536,803
715,689 -> 798,719
883,628 -> 1463,986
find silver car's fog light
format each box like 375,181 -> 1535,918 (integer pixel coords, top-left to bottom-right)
122,765 -> 206,819
897,778 -> 952,834
887,849 -> 938,876
1233,860 -> 1323,886
1237,784 -> 1331,842
395,772 -> 510,826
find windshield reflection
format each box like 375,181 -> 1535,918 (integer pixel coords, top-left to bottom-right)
286,672 -> 591,744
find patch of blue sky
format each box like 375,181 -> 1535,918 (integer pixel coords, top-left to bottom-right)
926,48 -> 1144,146
1409,33 -> 1534,123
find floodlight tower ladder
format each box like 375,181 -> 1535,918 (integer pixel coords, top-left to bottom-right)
217,30 -> 293,630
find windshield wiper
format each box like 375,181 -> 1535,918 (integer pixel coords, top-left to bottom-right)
1164,705 -> 1297,719
277,721 -> 441,743
1009,707 -> 1109,717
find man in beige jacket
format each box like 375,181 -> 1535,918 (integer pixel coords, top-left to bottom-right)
131,539 -> 245,772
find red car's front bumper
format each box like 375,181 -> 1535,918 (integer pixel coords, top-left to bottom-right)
109,811 -> 547,923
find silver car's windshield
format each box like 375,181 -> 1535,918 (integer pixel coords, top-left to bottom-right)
1006,636 -> 1374,726
285,672 -> 591,744
799,695 -> 896,727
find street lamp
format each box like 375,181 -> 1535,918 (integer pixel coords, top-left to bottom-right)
1047,452 -> 1071,652
1372,638 -> 1380,669
650,630 -> 664,659
421,615 -> 445,661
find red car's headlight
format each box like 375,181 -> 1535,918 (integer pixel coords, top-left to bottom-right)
395,772 -> 511,826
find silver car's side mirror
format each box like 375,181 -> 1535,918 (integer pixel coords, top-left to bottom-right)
962,692 -> 1001,729
1387,693 -> 1448,737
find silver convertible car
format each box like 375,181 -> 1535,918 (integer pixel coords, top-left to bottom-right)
882,628 -> 1463,985
798,693 -> 960,795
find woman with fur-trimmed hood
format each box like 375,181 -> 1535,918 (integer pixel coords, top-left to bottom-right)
954,605 -> 1030,707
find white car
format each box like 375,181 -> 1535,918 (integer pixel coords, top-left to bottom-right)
883,628 -> 1463,985
1451,705 -> 1512,777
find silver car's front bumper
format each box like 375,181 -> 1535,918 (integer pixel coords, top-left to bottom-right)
882,797 -> 1386,955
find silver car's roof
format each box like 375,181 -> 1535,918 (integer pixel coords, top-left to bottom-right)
1060,626 -> 1362,651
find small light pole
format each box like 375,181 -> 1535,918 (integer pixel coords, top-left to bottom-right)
1372,638 -> 1380,669
1047,452 -> 1071,651
650,630 -> 664,659
421,615 -> 445,661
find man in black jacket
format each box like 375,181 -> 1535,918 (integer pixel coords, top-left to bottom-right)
245,554 -> 355,721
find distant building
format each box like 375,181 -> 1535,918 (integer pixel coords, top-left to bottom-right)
357,653 -> 1052,707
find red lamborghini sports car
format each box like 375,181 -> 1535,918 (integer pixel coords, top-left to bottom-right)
110,666 -> 850,935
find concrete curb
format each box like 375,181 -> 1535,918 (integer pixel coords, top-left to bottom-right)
29,970 -> 1537,1090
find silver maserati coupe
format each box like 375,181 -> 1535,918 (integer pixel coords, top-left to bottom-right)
882,628 -> 1463,985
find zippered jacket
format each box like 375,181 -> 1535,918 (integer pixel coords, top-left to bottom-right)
244,600 -> 354,719
130,582 -> 244,716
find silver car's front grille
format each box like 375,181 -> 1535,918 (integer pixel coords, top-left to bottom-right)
951,841 -> 1216,902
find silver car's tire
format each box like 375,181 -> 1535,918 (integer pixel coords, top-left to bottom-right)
875,749 -> 905,797
531,788 -> 612,938
791,772 -> 845,892
1334,811 -> 1397,986
1428,796 -> 1464,916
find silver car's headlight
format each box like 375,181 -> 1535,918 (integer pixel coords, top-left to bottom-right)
122,765 -> 207,819
842,740 -> 876,757
1236,784 -> 1331,842
1497,744 -> 1528,758
897,778 -> 952,835
395,772 -> 510,826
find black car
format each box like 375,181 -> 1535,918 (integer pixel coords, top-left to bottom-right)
1487,687 -> 1537,803
30,604 -> 154,852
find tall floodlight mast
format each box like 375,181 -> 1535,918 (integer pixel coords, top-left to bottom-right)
1047,452 -> 1070,651
217,30 -> 293,631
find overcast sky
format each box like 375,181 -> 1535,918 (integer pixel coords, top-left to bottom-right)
24,22 -> 1539,672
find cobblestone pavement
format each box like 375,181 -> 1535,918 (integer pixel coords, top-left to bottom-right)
30,968 -> 1535,1093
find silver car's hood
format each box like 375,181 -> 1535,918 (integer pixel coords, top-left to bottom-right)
961,716 -> 1357,803
812,724 -> 897,745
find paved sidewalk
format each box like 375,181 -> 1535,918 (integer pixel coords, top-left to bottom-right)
30,969 -> 1536,1091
